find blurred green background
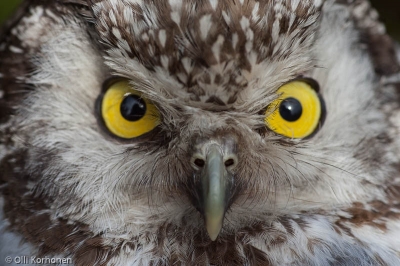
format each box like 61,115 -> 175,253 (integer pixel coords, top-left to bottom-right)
0,0 -> 399,41
0,0 -> 22,25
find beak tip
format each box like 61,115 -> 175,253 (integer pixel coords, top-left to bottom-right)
209,234 -> 218,241
207,229 -> 220,241
206,220 -> 223,241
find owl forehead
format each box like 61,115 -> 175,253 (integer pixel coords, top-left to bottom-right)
92,0 -> 322,104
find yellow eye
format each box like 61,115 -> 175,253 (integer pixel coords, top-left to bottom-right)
101,80 -> 160,139
265,80 -> 324,139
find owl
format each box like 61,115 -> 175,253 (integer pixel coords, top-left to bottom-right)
1,0 -> 400,265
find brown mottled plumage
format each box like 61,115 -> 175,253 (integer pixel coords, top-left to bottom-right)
1,0 -> 400,265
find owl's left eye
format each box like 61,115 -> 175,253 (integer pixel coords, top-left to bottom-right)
101,80 -> 160,139
265,79 -> 325,139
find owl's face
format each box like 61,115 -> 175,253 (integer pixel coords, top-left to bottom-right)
2,0 -> 400,264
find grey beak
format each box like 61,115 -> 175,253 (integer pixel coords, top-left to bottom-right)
201,144 -> 232,241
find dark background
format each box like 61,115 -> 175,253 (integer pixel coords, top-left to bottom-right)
0,0 -> 399,41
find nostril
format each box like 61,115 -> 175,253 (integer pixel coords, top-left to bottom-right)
194,158 -> 205,168
224,158 -> 235,167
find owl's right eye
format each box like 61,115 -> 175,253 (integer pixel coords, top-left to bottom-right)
101,80 -> 160,139
264,79 -> 325,139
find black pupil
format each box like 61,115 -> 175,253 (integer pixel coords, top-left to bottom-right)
279,97 -> 302,122
120,95 -> 147,121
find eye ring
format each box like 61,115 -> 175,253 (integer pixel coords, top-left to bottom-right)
265,78 -> 326,139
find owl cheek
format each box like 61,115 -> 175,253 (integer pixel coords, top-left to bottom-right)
189,140 -> 238,241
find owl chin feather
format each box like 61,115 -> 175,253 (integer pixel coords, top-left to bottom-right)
1,0 -> 400,265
